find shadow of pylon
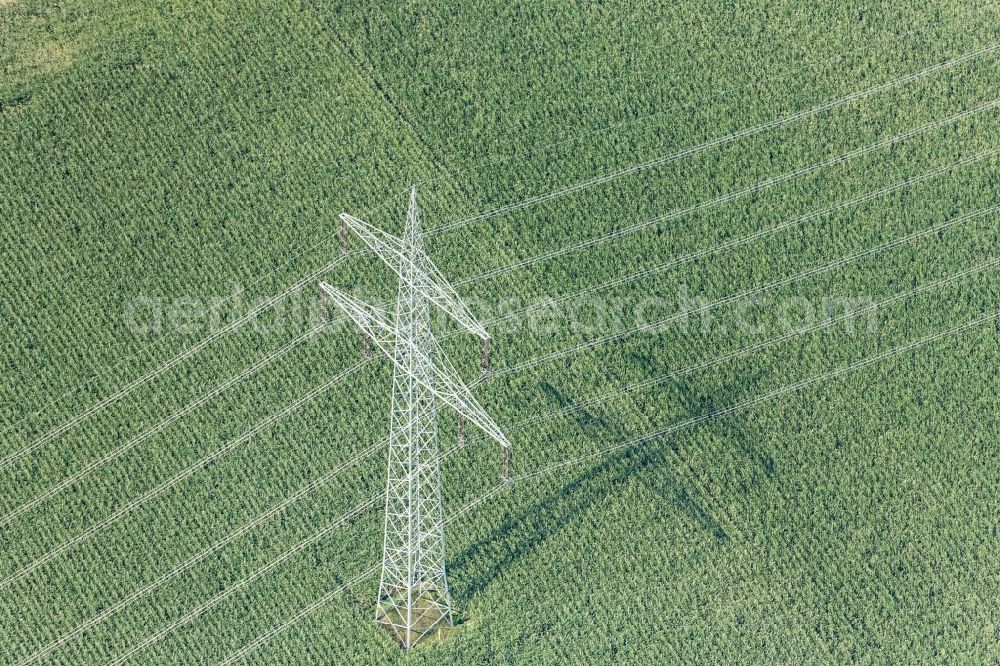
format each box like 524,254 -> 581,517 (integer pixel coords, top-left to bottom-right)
447,429 -> 728,601
627,347 -> 777,480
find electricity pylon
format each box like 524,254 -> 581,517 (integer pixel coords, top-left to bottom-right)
320,186 -> 511,648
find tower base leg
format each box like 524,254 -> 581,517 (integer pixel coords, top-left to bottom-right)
376,584 -> 453,648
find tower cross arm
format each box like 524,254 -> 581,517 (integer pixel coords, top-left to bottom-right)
340,212 -> 490,340
319,282 -> 510,452
427,334 -> 511,450
317,282 -> 396,351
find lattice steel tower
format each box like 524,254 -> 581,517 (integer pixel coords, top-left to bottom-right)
320,187 -> 511,648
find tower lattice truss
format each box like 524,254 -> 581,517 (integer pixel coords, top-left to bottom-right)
320,187 -> 511,648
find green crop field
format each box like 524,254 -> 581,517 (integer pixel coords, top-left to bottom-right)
2,0 -> 999,663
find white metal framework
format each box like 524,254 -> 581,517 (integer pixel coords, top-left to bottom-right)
320,187 -> 510,648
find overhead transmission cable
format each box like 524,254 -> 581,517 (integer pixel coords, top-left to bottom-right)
7,204 -> 994,594
10,38 -> 996,457
211,307 -> 1000,665
23,250 -> 997,664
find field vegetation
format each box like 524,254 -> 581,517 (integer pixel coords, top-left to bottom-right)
1,0 -> 998,663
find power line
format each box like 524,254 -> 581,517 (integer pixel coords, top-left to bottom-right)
422,5 -> 991,191
0,360 -> 370,591
212,306 -> 1000,665
511,257 -> 999,433
432,41 -> 1000,234
456,98 -> 1000,287
0,256 -> 348,462
472,148 -> 1000,330
215,562 -> 380,666
1,181 -> 416,454
28,250 -> 994,663
0,326 -> 326,528
10,36 -> 994,454
495,204 -> 1000,377
515,309 -> 1000,482
9,145 -> 990,548
102,495 -> 383,666
15,139 -> 985,530
16,442 -> 383,666
11,202 -> 989,596
15,437 -> 383,665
